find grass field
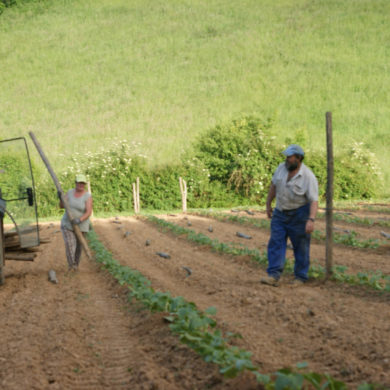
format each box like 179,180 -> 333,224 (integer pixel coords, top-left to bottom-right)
0,0 -> 389,195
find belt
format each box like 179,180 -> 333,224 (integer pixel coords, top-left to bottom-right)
278,204 -> 308,214
281,208 -> 299,214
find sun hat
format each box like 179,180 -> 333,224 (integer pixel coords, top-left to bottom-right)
282,144 -> 304,157
75,174 -> 87,183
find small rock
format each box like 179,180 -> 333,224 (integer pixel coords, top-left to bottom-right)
208,225 -> 213,232
182,266 -> 192,277
123,231 -> 131,238
145,240 -> 151,246
380,231 -> 390,239
187,221 -> 192,226
156,252 -> 170,259
236,232 -> 252,239
48,269 -> 58,284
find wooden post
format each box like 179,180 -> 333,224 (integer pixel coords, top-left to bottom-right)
136,177 -> 140,213
325,112 -> 334,280
132,179 -> 140,214
29,132 -> 92,259
179,177 -> 187,213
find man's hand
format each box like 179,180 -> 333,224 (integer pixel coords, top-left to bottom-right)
266,204 -> 273,219
305,220 -> 315,234
71,217 -> 81,225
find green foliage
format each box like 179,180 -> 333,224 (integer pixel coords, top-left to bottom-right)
193,116 -> 280,202
306,141 -> 382,200
153,212 -> 390,292
87,229 -> 259,379
34,117 -> 383,218
90,226 -> 384,389
88,228 -> 365,388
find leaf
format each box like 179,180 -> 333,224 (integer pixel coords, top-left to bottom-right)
296,361 -> 308,369
220,365 -> 239,378
254,372 -> 271,384
205,306 -> 217,315
275,372 -> 304,390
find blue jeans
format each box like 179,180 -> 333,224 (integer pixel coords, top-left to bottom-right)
267,203 -> 311,281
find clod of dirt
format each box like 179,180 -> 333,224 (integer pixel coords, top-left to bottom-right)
307,308 -> 315,316
156,252 -> 170,259
145,239 -> 151,246
182,266 -> 192,277
123,231 -> 131,238
236,232 -> 252,239
187,221 -> 192,226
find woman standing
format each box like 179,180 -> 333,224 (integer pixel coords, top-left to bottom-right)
60,174 -> 93,271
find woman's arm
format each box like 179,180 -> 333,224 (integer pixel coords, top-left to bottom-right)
80,196 -> 93,222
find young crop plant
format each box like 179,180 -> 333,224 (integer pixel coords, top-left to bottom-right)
146,216 -> 390,293
87,229 -> 380,389
196,210 -> 386,250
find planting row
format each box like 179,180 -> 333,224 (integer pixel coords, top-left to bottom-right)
88,227 -> 380,390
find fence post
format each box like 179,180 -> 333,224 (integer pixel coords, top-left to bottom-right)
179,177 -> 187,213
325,112 -> 334,280
133,178 -> 140,214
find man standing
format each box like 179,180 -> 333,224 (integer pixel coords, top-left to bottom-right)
261,144 -> 318,286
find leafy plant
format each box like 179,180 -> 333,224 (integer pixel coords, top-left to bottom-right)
88,228 -> 377,389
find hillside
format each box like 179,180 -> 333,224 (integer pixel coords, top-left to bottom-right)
0,0 -> 389,194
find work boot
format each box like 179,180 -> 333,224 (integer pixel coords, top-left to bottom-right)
290,278 -> 306,287
260,276 -> 279,286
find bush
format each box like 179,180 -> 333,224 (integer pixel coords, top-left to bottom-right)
34,120 -> 383,218
306,142 -> 382,200
193,116 -> 280,203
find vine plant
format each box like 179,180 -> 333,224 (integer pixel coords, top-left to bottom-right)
87,229 -> 379,389
147,216 -> 390,292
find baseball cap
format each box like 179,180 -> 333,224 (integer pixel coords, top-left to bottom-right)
282,144 -> 304,157
75,174 -> 87,183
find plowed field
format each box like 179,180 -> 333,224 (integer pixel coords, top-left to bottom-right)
1,207 -> 389,389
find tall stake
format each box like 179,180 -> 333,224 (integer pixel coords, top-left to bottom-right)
179,177 -> 187,213
29,132 -> 92,259
132,183 -> 137,213
136,177 -> 140,213
325,112 -> 334,279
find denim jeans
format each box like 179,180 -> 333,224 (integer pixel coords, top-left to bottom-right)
267,203 -> 311,281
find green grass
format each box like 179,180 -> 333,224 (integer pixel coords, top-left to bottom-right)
1,0 -> 389,195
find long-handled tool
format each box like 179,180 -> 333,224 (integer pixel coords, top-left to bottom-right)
29,132 -> 92,259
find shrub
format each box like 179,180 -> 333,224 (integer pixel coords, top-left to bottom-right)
34,120 -> 383,218
193,116 -> 280,203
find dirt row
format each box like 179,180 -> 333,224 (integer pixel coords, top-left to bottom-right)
0,223 -> 255,390
1,210 -> 389,389
93,215 -> 390,388
164,213 -> 390,276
